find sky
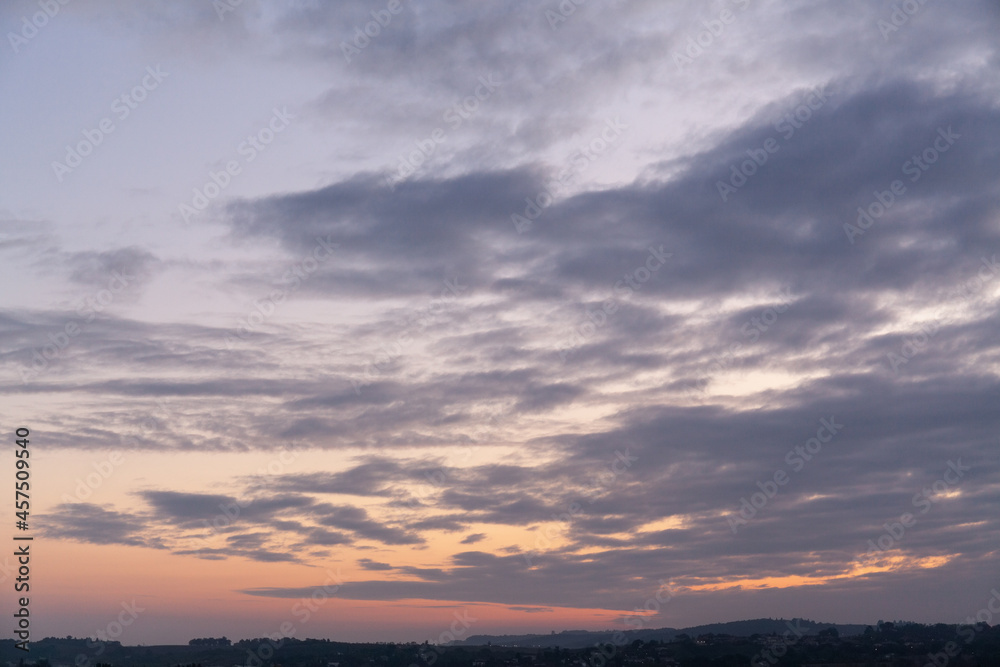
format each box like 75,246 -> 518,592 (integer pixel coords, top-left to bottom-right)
1,0 -> 1000,647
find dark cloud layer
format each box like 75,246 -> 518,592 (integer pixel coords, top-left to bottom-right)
5,0 -> 1000,633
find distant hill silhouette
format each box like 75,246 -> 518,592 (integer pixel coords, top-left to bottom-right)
454,617 -> 869,647
7,621 -> 997,667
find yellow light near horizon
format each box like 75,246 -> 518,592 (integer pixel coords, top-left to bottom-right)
636,515 -> 689,532
848,553 -> 955,577
675,552 -> 957,594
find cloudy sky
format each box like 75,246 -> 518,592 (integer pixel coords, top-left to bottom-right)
2,0 -> 999,646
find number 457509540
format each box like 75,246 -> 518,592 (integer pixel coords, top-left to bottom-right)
15,427 -> 29,527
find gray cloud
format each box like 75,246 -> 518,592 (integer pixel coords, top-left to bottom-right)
9,0 -> 1000,633
39,503 -> 165,549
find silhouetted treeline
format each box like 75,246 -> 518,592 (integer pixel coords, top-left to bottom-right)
3,622 -> 999,667
188,637 -> 231,647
